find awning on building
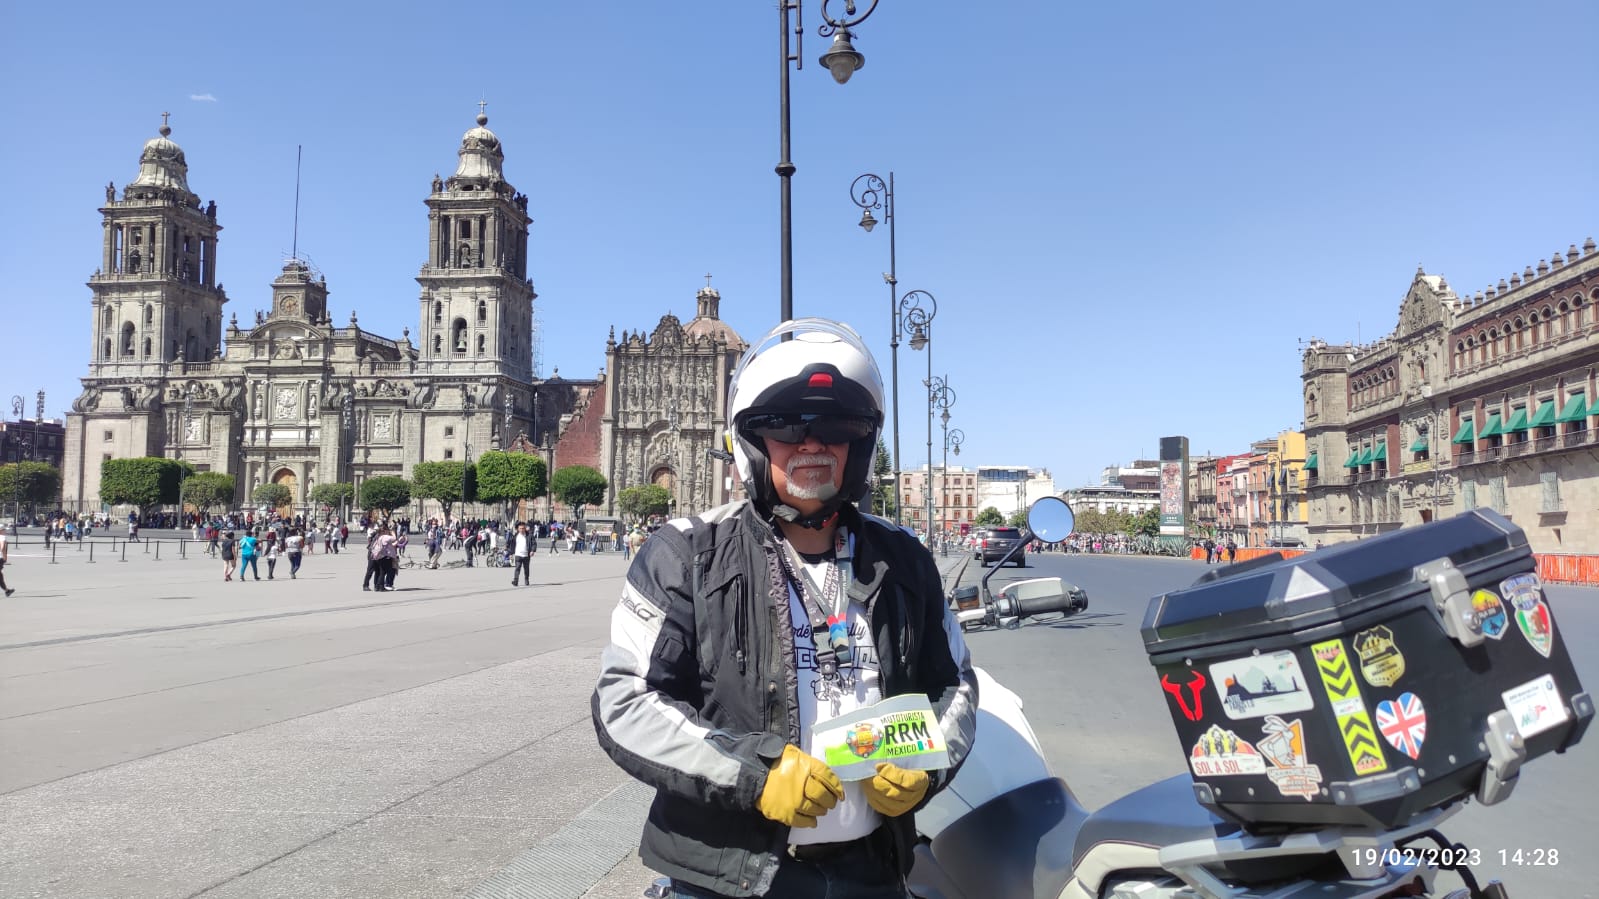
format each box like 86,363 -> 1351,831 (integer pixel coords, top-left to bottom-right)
1528,401 -> 1557,429
1354,446 -> 1374,466
1477,413 -> 1505,439
1504,407 -> 1530,432
1557,394 -> 1588,423
1452,419 -> 1475,444
1303,452 -> 1318,471
1372,441 -> 1387,461
1410,436 -> 1430,452
1343,449 -> 1361,468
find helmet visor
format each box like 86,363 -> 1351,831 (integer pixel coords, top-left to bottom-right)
741,412 -> 876,446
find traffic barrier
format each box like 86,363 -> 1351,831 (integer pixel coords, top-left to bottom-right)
1534,553 -> 1599,587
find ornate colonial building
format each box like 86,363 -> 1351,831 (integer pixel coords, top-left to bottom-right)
63,114 -> 570,512
597,284 -> 747,515
1302,237 -> 1599,552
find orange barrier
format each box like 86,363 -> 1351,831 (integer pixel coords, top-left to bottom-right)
1189,547 -> 1306,563
1536,554 -> 1599,587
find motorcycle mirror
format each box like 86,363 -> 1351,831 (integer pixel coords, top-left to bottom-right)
1027,496 -> 1075,543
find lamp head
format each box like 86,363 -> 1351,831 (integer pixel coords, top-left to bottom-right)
819,29 -> 865,84
909,325 -> 928,351
858,208 -> 877,233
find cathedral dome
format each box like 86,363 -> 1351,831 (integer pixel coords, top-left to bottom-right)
452,112 -> 506,184
684,285 -> 746,348
128,118 -> 194,197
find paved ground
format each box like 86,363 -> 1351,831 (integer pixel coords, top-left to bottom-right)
2,540 -> 1593,898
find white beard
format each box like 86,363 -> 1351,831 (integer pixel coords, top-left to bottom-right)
784,454 -> 840,501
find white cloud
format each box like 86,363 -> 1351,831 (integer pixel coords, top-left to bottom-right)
190,93 -> 217,102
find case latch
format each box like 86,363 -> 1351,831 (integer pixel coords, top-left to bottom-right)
1415,557 -> 1484,648
1478,709 -> 1525,805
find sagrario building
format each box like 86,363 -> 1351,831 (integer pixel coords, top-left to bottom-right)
1302,237 -> 1599,553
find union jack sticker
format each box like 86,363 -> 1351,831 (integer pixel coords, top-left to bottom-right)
1374,692 -> 1427,760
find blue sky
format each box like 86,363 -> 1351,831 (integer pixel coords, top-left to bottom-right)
2,0 -> 1594,489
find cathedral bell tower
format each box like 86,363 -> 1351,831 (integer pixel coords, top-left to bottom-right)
416,109 -> 535,378
88,114 -> 226,372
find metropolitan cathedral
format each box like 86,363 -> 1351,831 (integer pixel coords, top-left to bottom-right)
62,114 -> 746,518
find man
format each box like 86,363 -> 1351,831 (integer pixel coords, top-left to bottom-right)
593,319 -> 977,899
0,526 -> 14,596
510,521 -> 533,586
285,528 -> 305,579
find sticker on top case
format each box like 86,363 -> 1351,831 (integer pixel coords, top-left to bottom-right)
1500,574 -> 1555,658
1352,625 -> 1406,687
1470,589 -> 1509,640
1189,724 -> 1267,778
1209,650 -> 1315,720
1501,674 -> 1569,738
1257,715 -> 1322,800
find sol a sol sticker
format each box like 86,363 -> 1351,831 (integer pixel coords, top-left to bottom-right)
1500,573 -> 1554,658
1501,674 -> 1569,739
1352,625 -> 1406,687
1257,715 -> 1322,800
1208,650 -> 1315,720
1189,724 -> 1266,777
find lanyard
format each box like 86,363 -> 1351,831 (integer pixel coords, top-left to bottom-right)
776,528 -> 854,684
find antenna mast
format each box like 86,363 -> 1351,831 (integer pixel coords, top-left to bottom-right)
292,145 -> 303,261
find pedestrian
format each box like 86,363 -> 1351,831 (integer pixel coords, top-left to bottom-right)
264,538 -> 279,579
1225,539 -> 1237,563
239,530 -> 260,581
510,521 -> 532,586
592,319 -> 976,899
0,527 -> 14,596
378,526 -> 399,591
286,528 -> 304,579
220,531 -> 237,582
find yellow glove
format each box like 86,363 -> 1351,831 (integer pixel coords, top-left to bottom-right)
862,762 -> 930,817
756,745 -> 844,828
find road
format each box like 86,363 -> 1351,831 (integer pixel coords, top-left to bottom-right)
1,539 -> 1593,897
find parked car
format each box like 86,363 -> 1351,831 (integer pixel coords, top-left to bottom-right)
973,526 -> 1026,567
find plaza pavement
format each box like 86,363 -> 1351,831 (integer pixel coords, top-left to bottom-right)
0,534 -> 970,899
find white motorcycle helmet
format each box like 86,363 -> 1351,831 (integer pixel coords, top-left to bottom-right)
726,318 -> 885,528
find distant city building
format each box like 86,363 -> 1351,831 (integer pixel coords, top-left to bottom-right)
2,418 -> 65,470
1064,461 -> 1160,517
901,464 -> 976,534
1302,238 -> 1599,552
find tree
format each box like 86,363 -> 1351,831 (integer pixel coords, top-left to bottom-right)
1006,509 -> 1028,528
310,482 -> 355,513
551,465 -> 607,518
1131,507 -> 1161,538
870,437 -> 897,521
252,482 -> 293,509
360,476 -> 412,518
973,506 -> 1004,527
183,472 -> 236,513
100,457 -> 186,511
412,460 -> 476,520
0,462 -> 62,510
475,451 -> 546,520
618,484 -> 671,521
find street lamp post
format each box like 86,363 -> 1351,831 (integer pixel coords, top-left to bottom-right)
946,427 -> 964,535
777,0 -> 880,324
930,379 -> 955,550
462,391 -> 475,523
341,392 -> 354,525
9,395 -> 28,528
179,386 -> 195,527
899,290 -> 937,537
849,171 -> 901,523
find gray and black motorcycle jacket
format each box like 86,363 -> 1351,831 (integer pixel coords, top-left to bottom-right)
591,500 -> 978,897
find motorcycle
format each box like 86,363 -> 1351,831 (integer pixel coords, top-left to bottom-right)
908,496 -> 1513,899
949,505 -> 1087,632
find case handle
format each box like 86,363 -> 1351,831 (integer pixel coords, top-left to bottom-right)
1478,709 -> 1525,805
1414,557 -> 1485,648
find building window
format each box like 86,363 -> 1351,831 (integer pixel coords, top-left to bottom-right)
103,430 -> 113,442
477,300 -> 487,323
434,301 -> 443,324
444,426 -> 455,438
476,334 -> 486,356
433,334 -> 443,354
444,449 -> 454,460
453,319 -> 468,353
1540,472 -> 1562,513
1489,476 -> 1507,514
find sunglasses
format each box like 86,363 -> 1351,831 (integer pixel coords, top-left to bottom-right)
742,413 -> 875,446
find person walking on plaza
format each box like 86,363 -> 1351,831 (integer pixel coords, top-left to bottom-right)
0,527 -> 15,596
239,530 -> 260,582
285,528 -> 304,579
362,527 -> 385,591
593,319 -> 977,899
220,531 -> 237,582
510,521 -> 532,586
264,538 -> 279,580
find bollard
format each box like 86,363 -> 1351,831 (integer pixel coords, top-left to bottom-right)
121,541 -> 128,563
155,541 -> 161,562
89,542 -> 95,564
51,543 -> 58,565
144,539 -> 150,554
181,539 -> 187,560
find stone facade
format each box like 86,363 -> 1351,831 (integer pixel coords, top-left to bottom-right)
599,286 -> 746,516
1303,238 -> 1599,552
63,114 -> 557,514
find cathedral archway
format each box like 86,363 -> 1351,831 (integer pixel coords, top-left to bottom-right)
272,467 -> 298,518
650,467 -> 677,515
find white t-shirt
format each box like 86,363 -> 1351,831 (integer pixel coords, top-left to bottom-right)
785,551 -> 883,845
514,533 -> 530,557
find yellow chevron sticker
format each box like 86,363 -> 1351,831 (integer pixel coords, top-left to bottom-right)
1311,639 -> 1389,776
